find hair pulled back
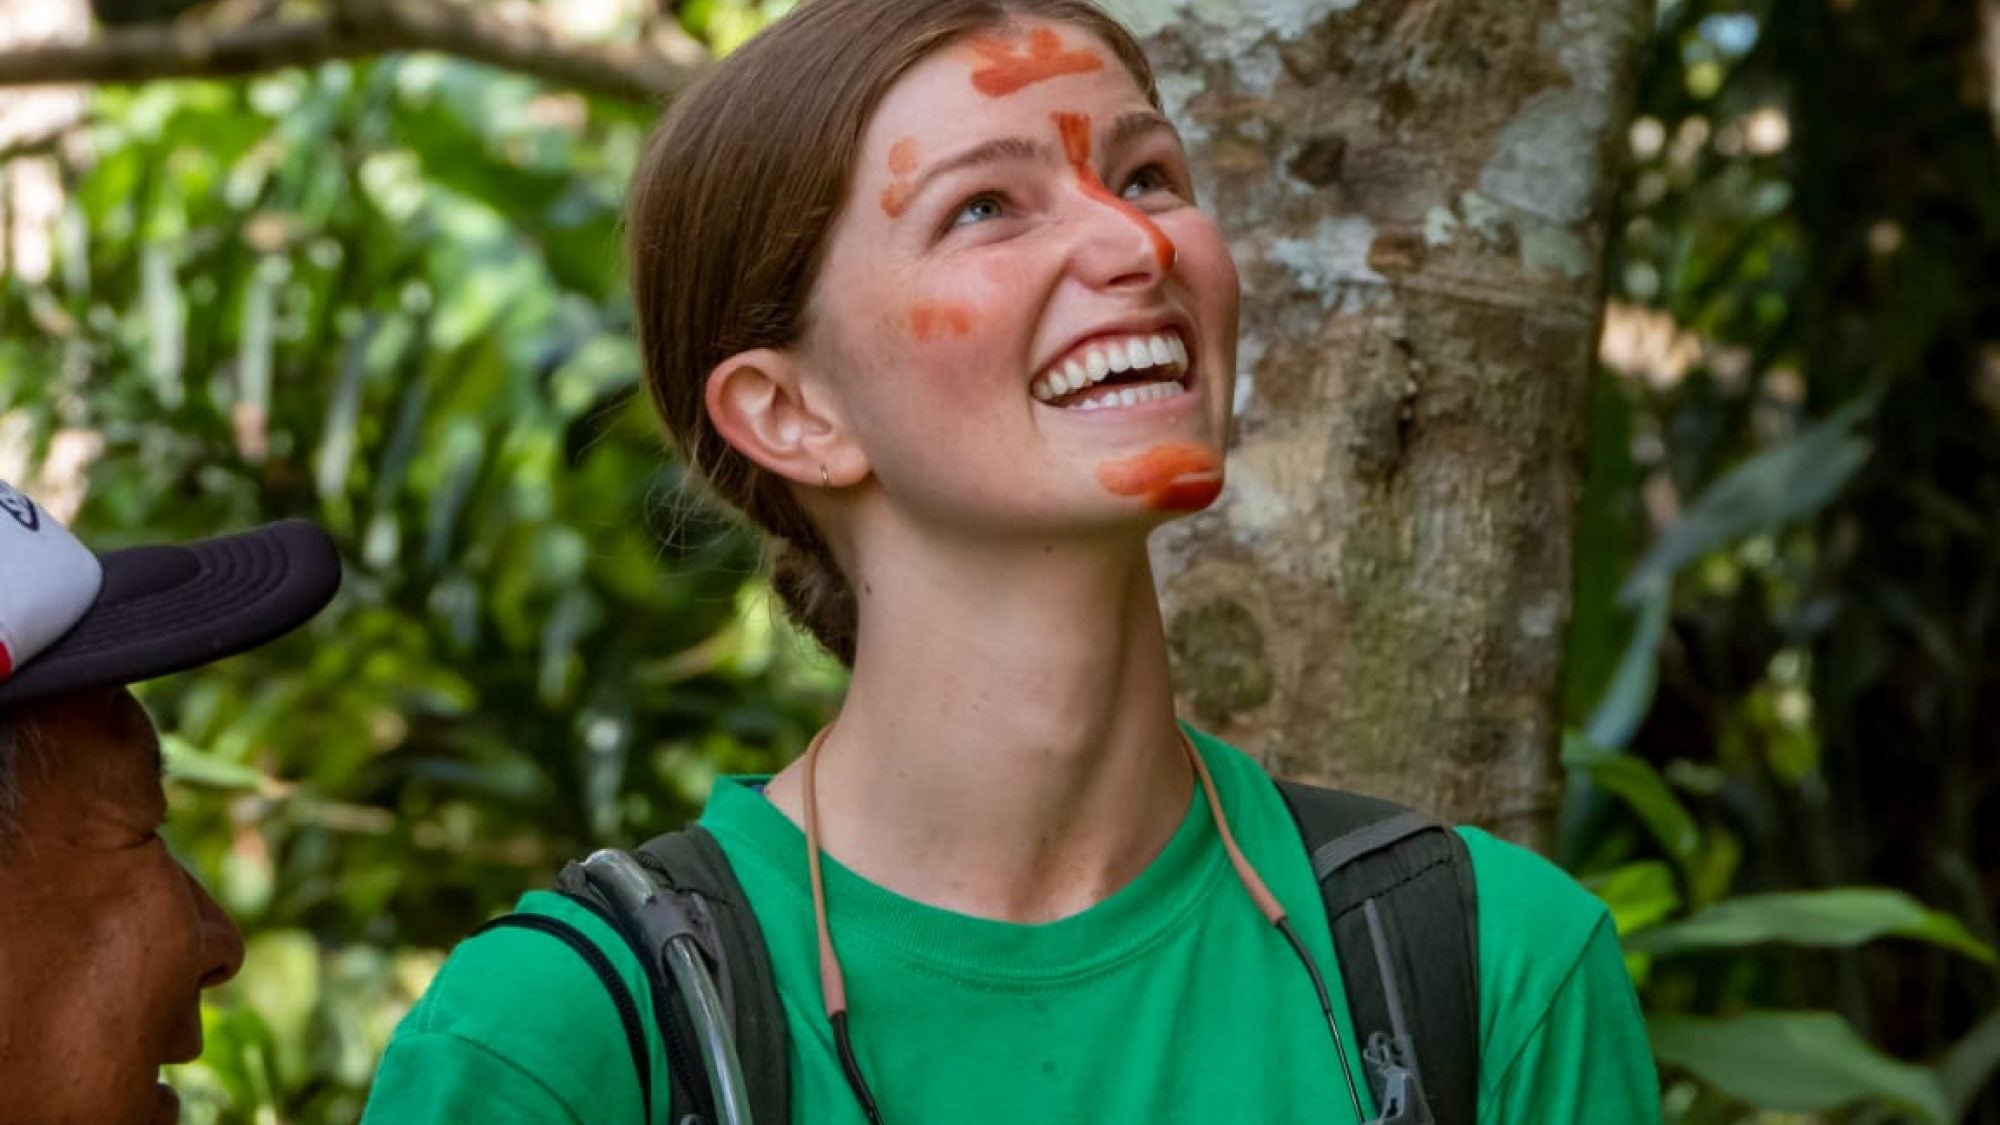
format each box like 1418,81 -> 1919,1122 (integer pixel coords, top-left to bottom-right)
627,0 -> 1158,666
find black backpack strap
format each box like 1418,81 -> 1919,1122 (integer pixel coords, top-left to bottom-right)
470,906 -> 654,1121
630,826 -> 791,1125
1276,779 -> 1480,1125
551,826 -> 790,1125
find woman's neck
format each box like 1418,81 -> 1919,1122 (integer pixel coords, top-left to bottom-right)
762,531 -> 1192,924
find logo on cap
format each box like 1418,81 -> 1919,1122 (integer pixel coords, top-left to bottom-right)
0,482 -> 40,532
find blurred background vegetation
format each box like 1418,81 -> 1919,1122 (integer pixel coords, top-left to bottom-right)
1,0 -> 1997,1120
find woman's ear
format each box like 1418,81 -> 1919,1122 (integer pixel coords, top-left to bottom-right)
705,348 -> 868,487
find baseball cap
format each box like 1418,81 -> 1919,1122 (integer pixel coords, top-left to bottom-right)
0,480 -> 340,709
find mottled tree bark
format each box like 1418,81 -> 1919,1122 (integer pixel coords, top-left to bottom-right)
1113,0 -> 1648,847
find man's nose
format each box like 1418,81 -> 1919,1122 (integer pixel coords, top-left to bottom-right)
185,861 -> 245,989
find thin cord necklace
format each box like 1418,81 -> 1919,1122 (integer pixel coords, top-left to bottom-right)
798,724 -> 1368,1124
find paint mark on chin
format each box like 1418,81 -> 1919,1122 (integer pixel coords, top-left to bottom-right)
967,28 -> 1105,97
910,302 -> 974,341
1097,443 -> 1224,512
1049,112 -> 1177,272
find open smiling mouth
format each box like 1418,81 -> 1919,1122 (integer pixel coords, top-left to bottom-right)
1030,329 -> 1192,410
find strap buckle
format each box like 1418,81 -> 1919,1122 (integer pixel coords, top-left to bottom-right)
1363,1031 -> 1436,1125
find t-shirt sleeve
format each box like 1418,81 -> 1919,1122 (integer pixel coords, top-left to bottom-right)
1460,828 -> 1660,1125
362,1030 -> 585,1124
360,892 -> 665,1125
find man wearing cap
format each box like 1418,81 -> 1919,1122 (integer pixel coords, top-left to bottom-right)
0,480 -> 340,1124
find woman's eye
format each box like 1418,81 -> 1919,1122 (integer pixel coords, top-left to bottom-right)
949,193 -> 1006,228
1120,165 -> 1173,202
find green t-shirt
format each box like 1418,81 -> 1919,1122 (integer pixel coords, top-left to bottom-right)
363,730 -> 1658,1123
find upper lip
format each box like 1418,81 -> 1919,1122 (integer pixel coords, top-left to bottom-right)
1034,312 -> 1194,385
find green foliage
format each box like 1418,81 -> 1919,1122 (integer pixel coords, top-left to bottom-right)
3,0 -> 1995,1119
1566,0 -> 2000,1117
1,11 -> 834,1121
1651,1011 -> 1951,1123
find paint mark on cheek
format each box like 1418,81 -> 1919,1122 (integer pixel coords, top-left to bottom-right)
910,302 -> 975,342
1050,112 -> 1177,271
1096,443 -> 1224,512
967,28 -> 1105,97
881,137 -> 920,218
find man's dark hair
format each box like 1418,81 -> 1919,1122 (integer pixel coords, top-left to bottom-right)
0,709 -> 41,848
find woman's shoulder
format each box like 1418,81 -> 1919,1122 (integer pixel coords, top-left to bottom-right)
364,890 -> 658,1123
1456,826 -> 1614,954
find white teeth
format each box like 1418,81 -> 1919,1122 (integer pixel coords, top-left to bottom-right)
1030,330 -> 1192,407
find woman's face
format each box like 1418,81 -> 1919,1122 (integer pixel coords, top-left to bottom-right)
803,18 -> 1240,539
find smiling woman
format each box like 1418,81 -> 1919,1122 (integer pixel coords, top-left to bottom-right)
362,3 -> 1659,1123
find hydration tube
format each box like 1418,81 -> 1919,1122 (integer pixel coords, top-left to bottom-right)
581,849 -> 757,1125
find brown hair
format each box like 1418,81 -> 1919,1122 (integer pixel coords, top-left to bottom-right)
627,0 -> 1158,666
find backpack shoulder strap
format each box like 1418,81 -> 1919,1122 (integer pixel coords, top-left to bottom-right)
629,825 -> 792,1125
470,906 -> 654,1121
542,825 -> 790,1125
1275,779 -> 1480,1125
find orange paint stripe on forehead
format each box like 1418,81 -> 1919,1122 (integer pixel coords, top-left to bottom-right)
1050,111 -> 1177,271
1052,110 -> 1093,165
967,27 -> 1105,97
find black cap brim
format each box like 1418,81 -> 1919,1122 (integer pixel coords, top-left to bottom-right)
0,520 -> 340,709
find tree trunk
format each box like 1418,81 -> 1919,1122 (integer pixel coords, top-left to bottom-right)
1117,0 -> 1648,847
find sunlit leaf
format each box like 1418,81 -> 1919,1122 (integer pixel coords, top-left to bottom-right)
1628,889 -> 1995,963
1651,1010 -> 1948,1123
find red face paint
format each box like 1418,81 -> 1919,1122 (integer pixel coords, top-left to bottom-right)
1097,443 -> 1224,512
1050,112 -> 1177,271
967,28 -> 1105,97
881,138 -> 920,217
910,302 -> 974,341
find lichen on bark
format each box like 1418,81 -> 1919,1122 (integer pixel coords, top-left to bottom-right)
1139,0 -> 1649,847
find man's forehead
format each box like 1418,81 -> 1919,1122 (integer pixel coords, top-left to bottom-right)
22,688 -> 164,790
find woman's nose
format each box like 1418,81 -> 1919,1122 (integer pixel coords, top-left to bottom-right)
185,860 -> 246,989
1066,181 -> 1176,292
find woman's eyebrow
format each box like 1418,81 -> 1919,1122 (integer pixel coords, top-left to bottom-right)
902,136 -> 1045,203
1104,111 -> 1179,154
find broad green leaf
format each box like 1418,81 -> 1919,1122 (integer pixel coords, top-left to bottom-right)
1586,860 -> 1682,936
1585,585 -> 1671,750
1628,889 -> 1995,963
1939,1007 -> 2000,1121
161,734 -> 269,792
1619,397 -> 1874,605
1565,738 -> 1701,867
1651,1010 -> 1948,1123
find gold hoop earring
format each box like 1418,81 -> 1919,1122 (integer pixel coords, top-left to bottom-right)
819,464 -> 831,488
